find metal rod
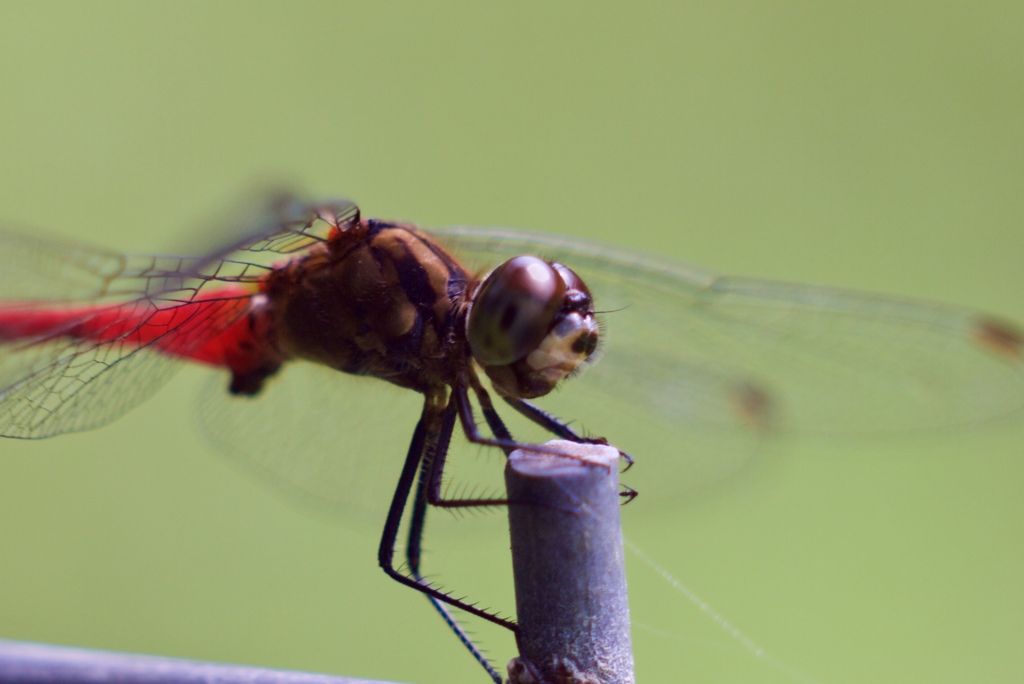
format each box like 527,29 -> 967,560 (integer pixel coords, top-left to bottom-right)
505,440 -> 634,684
0,639 -> 402,684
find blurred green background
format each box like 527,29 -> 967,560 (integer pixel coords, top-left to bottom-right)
1,2 -> 1022,683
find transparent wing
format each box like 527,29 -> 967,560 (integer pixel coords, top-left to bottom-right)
0,231 -> 213,438
438,225 -> 1024,436
195,361 -> 428,523
195,360 -> 522,523
173,194 -> 360,281
433,226 -> 1024,494
0,197 -> 360,439
9,201 -> 1019,510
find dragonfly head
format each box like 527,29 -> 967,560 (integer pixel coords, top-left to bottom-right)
467,255 -> 599,399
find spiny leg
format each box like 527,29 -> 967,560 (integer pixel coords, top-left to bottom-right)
413,382 -> 514,512
405,438 -> 504,684
471,371 -> 635,500
465,368 -> 515,454
454,371 -> 624,476
500,394 -> 634,470
377,391 -> 517,627
499,394 -> 594,442
450,382 -> 602,466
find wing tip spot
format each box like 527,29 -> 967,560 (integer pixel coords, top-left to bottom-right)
972,317 -> 1024,362
731,382 -> 775,433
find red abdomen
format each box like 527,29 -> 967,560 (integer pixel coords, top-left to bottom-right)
0,284 -> 279,388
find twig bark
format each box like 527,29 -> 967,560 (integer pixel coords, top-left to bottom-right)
505,440 -> 634,684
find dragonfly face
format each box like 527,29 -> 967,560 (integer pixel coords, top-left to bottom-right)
467,255 -> 600,399
0,194 -> 1021,683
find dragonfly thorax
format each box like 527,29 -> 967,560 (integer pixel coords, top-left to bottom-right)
265,220 -> 471,394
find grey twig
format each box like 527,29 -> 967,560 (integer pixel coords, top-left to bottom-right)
0,639 -> 402,684
505,440 -> 634,684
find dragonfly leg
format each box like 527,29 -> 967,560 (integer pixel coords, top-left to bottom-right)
418,382 -> 513,510
377,391 -> 517,631
465,370 -> 516,455
469,373 -> 635,502
500,394 -> 635,470
406,443 -> 504,684
498,394 -> 588,441
453,381 -> 615,472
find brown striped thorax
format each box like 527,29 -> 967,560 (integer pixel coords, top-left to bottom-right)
256,216 -> 599,401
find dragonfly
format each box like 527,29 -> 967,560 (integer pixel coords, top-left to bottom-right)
1,195 -> 1022,683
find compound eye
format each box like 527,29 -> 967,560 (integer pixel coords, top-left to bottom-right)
467,256 -> 567,366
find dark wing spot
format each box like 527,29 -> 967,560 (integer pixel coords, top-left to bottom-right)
972,317 -> 1024,362
732,382 -> 774,432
